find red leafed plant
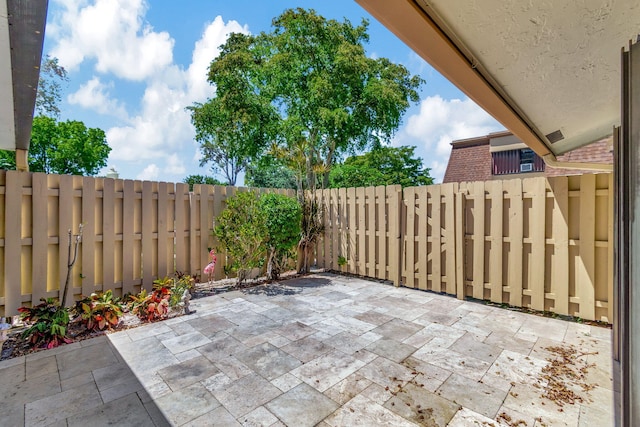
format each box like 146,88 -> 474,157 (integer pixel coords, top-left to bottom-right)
128,286 -> 171,322
18,298 -> 72,349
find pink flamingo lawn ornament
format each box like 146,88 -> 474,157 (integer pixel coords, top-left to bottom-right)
204,249 -> 217,284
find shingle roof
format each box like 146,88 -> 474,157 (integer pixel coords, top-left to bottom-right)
442,137 -> 492,183
442,133 -> 613,183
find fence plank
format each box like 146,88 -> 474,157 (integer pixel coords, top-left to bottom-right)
389,186 -> 402,286
199,184 -> 214,278
405,187 -> 416,288
32,174 -> 48,303
324,188 -> 332,269
578,174 -> 596,319
455,190 -> 465,299
443,183 -> 457,295
189,189 -> 198,275
122,180 -> 135,295
80,176 -> 95,297
529,178 -> 546,311
142,181 -> 154,286
331,188 -> 339,270
430,185 -> 442,293
347,188 -> 357,273
212,185 -> 226,280
175,183 -> 188,273
416,187 -> 428,291
376,186 -> 386,280
157,182 -> 170,281
550,176 -> 569,315
4,171 -> 22,315
357,188 -> 366,274
366,186 -> 376,278
59,175 -> 74,305
102,178 -> 115,292
506,179 -> 523,307
471,181 -> 485,300
488,180 -> 503,303
607,173 -> 614,323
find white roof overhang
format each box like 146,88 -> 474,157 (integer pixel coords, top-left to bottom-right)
356,0 -> 640,157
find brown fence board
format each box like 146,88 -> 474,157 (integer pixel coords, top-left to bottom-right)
578,174 -> 596,320
506,179 -> 523,307
429,185 -> 442,293
142,181 -> 154,286
550,176 -> 570,315
122,180 -> 135,295
32,173 -> 48,303
80,176 -> 96,297
528,178 -> 546,311
404,187 -> 416,288
487,180 -> 503,303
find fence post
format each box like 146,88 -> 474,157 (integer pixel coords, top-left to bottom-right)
455,190 -> 466,300
389,185 -> 403,287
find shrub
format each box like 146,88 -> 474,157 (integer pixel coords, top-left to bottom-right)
17,298 -> 71,349
215,191 -> 268,284
260,193 -> 301,280
74,290 -> 123,331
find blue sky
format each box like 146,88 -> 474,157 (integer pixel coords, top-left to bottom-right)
44,0 -> 504,183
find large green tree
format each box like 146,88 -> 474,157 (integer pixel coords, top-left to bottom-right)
191,8 -> 423,190
188,33 -> 279,186
245,156 -> 297,189
183,174 -> 224,191
0,116 -> 111,175
330,145 -> 434,188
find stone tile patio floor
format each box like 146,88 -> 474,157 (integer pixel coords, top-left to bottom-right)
0,273 -> 613,426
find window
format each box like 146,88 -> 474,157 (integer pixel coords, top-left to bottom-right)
492,148 -> 545,175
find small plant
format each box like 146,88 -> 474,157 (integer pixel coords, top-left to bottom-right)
152,273 -> 195,308
338,255 -> 347,267
17,298 -> 71,349
74,290 -> 123,331
128,287 -> 171,322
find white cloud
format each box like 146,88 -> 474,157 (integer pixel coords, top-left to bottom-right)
136,163 -> 159,181
67,77 -> 128,119
395,95 -> 504,182
48,1 -> 247,181
165,154 -> 186,175
50,0 -> 174,81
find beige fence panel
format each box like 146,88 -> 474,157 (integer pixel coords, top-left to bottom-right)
315,174 -> 612,323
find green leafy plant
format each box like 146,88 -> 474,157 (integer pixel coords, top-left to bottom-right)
338,255 -> 347,267
74,290 -> 123,331
215,191 -> 268,284
17,298 -> 71,349
260,193 -> 302,280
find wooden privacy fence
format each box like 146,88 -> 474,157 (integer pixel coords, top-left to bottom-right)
315,173 -> 614,323
0,170 -> 293,316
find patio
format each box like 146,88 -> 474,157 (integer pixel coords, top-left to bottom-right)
0,273 -> 613,426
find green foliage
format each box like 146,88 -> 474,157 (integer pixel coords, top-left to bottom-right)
214,191 -> 268,283
17,298 -> 71,349
152,273 -> 195,308
330,145 -> 434,188
36,55 -> 68,119
74,290 -> 123,331
188,33 -> 279,186
260,193 -> 302,279
183,175 -> 224,191
245,156 -> 297,190
0,116 -> 111,175
337,255 -> 347,267
193,8 -> 422,191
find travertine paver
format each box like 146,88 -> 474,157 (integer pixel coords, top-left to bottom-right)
0,272 -> 614,426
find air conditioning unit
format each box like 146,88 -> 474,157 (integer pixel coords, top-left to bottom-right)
520,163 -> 533,172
